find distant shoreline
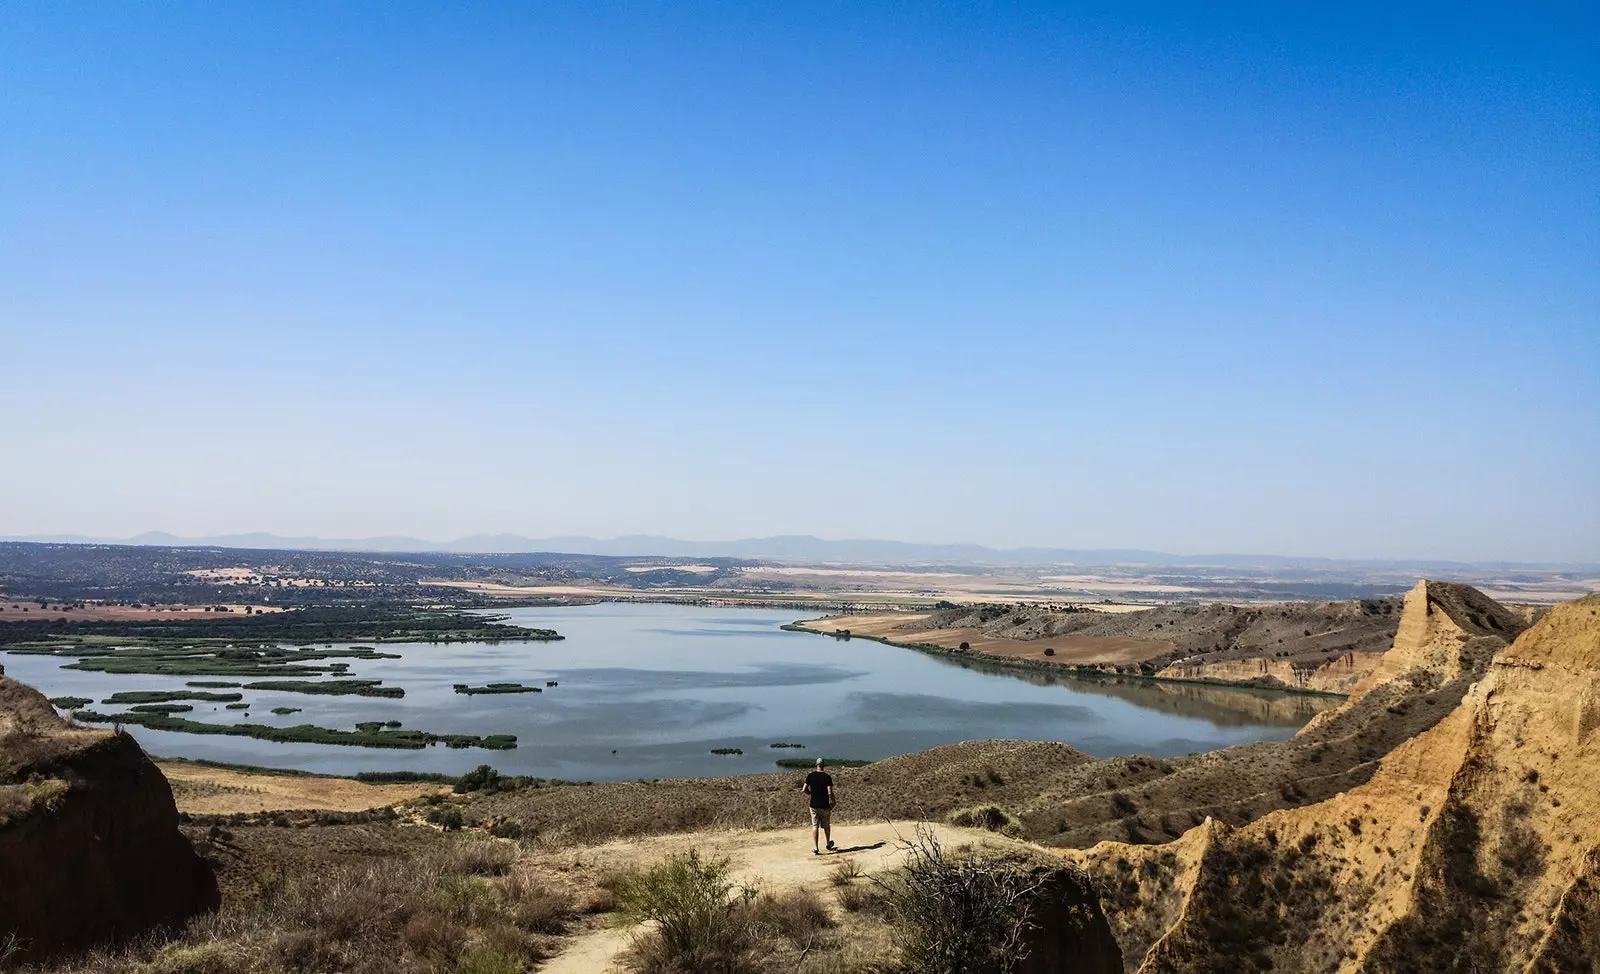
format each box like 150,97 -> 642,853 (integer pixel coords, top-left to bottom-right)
780,619 -> 1350,700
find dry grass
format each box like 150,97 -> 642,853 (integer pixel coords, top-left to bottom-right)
828,857 -> 863,886
14,836 -> 577,974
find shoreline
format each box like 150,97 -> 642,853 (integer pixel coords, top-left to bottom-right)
780,619 -> 1350,700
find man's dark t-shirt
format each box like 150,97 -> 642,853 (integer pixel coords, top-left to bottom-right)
805,771 -> 833,809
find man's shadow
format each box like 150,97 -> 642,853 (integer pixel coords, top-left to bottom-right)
827,841 -> 888,854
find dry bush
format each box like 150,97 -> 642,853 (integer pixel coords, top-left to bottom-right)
746,888 -> 835,945
945,803 -> 1021,835
835,883 -> 883,915
828,858 -> 863,886
502,870 -> 578,933
872,828 -> 1041,974
12,832 -> 574,974
445,836 -> 518,877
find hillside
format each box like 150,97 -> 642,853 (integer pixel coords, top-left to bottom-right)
801,596 -> 1415,693
1064,589 -> 1600,972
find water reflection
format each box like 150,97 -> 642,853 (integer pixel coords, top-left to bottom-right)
919,651 -> 1341,727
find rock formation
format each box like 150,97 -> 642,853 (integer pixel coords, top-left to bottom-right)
0,677 -> 218,962
1065,587 -> 1600,973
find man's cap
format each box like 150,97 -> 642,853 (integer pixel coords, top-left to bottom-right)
815,758 -> 824,767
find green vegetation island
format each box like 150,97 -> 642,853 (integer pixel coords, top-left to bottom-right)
72,710 -> 517,750
452,682 -> 542,695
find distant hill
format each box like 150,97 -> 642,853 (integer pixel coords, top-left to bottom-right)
3,532 -> 1592,573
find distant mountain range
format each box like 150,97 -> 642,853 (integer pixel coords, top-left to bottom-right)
2,532 -> 1590,572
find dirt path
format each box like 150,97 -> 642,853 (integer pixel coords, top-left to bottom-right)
158,760 -> 446,814
534,820 -> 1021,974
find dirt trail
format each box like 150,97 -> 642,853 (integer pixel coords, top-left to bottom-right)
535,820 -> 1021,974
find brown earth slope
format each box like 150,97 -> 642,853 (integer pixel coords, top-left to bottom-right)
801,597 -> 1408,693
1065,590 -> 1600,973
0,676 -> 218,962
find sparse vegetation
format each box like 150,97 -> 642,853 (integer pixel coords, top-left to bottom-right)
872,829 -> 1041,974
21,835 -> 578,973
946,803 -> 1022,835
612,853 -> 841,974
774,757 -> 870,769
710,748 -> 744,756
244,679 -> 405,698
45,697 -> 90,710
70,710 -> 517,750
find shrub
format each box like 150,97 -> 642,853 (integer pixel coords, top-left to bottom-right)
428,806 -> 465,831
836,883 -> 876,913
457,764 -> 504,793
873,829 -> 1041,974
829,857 -> 863,886
747,887 -> 835,944
454,946 -> 525,974
143,941 -> 235,974
489,819 -> 525,840
446,837 -> 517,876
947,803 -> 1021,835
616,850 -> 757,973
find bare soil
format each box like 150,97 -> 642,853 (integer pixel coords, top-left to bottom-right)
158,761 -> 447,815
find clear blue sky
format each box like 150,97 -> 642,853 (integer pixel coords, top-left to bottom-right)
2,2 -> 1595,561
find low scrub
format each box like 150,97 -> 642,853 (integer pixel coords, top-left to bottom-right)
617,850 -> 758,973
616,853 -> 839,974
872,829 -> 1042,974
946,803 -> 1022,835
28,841 -> 576,973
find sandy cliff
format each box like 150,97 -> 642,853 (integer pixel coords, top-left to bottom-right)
0,676 -> 218,962
1066,587 -> 1600,973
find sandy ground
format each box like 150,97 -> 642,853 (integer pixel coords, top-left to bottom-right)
0,601 -> 281,622
534,821 -> 1021,974
797,613 -> 1168,667
157,761 -> 447,814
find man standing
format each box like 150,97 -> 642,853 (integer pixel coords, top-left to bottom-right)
802,757 -> 835,854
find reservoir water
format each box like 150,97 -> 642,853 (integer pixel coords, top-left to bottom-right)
0,602 -> 1339,780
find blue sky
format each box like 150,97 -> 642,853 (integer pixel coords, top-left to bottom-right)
2,2 -> 1595,561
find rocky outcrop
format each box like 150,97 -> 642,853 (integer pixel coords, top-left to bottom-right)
1030,582 -> 1525,850
1012,857 -> 1125,974
1065,590 -> 1600,973
0,677 -> 218,962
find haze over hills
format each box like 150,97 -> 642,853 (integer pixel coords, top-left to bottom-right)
3,531 -> 1593,572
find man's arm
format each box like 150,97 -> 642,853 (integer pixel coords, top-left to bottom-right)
826,784 -> 835,807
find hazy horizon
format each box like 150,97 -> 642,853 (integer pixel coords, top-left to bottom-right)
3,3 -> 1595,563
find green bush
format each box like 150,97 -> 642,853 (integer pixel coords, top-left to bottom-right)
616,850 -> 756,973
456,764 -> 503,794
427,806 -> 465,831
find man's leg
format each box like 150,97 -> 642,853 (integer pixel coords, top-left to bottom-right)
811,808 -> 821,853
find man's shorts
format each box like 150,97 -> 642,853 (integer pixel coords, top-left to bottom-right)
810,806 -> 832,828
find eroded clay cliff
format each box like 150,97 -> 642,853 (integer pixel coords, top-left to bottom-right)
0,677 -> 219,962
1066,586 -> 1600,973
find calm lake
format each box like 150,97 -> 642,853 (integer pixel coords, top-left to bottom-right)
1,603 -> 1339,780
